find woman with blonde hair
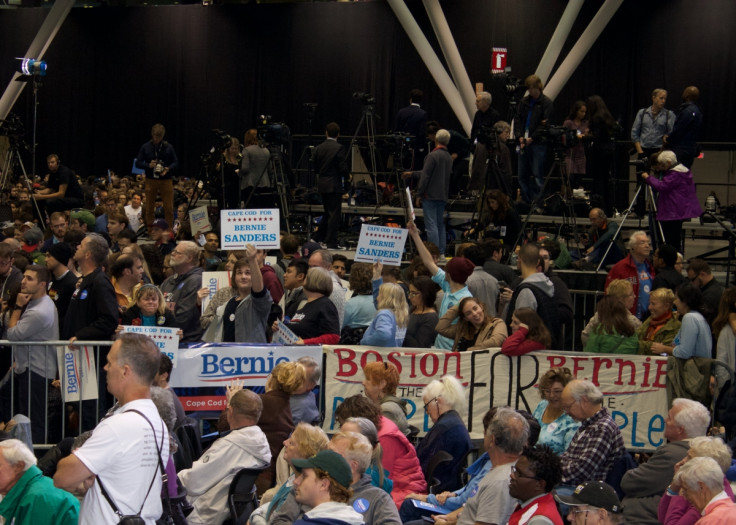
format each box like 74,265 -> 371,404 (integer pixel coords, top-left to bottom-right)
583,295 -> 638,354
581,279 -> 641,345
249,422 -> 329,525
533,367 -> 580,454
119,283 -> 176,328
637,287 -> 680,355
436,296 -> 507,351
360,282 -> 409,347
256,361 -> 307,494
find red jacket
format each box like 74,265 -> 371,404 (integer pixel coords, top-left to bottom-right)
501,327 -> 547,356
508,493 -> 563,525
605,254 -> 655,315
377,416 -> 427,508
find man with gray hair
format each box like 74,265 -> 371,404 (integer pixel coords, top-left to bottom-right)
437,408 -> 530,525
560,379 -> 624,487
54,333 -> 170,524
402,129 -> 453,259
161,240 -> 204,343
468,91 -> 501,192
0,439 -> 79,523
329,431 -> 400,525
62,233 -> 119,429
620,398 -> 710,524
605,230 -> 654,318
179,389 -> 271,525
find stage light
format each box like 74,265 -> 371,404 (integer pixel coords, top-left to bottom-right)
19,58 -> 47,76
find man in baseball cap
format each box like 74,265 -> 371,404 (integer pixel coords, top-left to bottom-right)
555,481 -> 624,525
291,449 -> 365,525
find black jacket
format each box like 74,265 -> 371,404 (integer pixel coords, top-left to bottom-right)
62,268 -> 118,340
312,138 -> 348,194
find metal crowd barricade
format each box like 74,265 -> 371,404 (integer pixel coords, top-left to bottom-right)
0,340 -> 112,451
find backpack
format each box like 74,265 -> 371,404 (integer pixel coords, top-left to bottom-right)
506,282 -> 561,349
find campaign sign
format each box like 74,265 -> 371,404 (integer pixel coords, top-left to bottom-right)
201,271 -> 230,313
189,206 -> 212,235
273,320 -> 301,345
220,208 -> 280,250
323,346 -> 669,451
354,224 -> 408,265
169,344 -> 322,388
123,326 -> 180,367
57,345 -> 99,402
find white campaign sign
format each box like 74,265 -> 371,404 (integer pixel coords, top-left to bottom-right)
189,205 -> 212,235
169,344 -> 322,388
354,223 -> 408,265
122,326 -> 180,367
201,271 -> 230,313
322,346 -> 669,451
57,345 -> 99,402
220,208 -> 280,250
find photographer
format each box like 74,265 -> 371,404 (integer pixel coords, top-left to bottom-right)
516,75 -> 553,205
642,150 -> 702,250
135,123 -> 178,228
241,129 -> 274,209
468,92 -> 501,192
426,120 -> 470,195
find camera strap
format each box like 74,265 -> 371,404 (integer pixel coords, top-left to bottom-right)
97,409 -> 167,520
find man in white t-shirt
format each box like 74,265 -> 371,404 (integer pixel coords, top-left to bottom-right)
54,333 -> 170,525
124,191 -> 144,233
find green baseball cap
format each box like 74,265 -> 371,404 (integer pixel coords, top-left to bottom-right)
291,449 -> 352,489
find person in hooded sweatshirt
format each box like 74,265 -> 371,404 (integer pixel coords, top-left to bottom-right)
500,243 -> 560,348
291,450 -> 365,525
178,389 -> 271,525
362,362 -> 410,436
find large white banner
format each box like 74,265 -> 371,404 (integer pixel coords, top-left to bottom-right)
322,346 -> 669,452
57,345 -> 99,402
169,344 -> 322,388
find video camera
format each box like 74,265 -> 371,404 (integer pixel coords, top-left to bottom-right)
537,124 -> 579,150
257,115 -> 291,146
353,92 -> 376,105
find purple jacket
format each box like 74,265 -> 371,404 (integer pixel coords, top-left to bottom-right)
645,166 -> 703,221
658,477 -> 734,525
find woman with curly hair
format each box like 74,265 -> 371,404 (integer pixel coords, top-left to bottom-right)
362,361 -> 409,435
501,308 -> 552,355
360,282 -> 409,347
436,296 -> 507,351
532,368 -> 580,454
583,295 -> 639,354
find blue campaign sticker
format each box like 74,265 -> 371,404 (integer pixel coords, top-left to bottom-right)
353,498 -> 370,513
80,290 -> 88,300
177,282 -> 184,290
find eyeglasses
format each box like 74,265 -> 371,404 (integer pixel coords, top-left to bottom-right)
541,388 -> 564,396
423,397 -> 438,411
510,465 -> 539,480
562,399 -> 579,413
568,508 -> 589,516
408,291 -> 421,296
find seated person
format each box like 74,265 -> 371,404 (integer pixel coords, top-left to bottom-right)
581,279 -> 641,346
583,295 -> 639,354
533,367 -> 580,455
501,307 -> 552,355
637,287 -> 680,354
178,389 -> 271,525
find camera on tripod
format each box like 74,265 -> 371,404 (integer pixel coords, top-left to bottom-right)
352,92 -> 376,105
538,123 -> 579,150
383,132 -> 413,154
257,115 -> 291,146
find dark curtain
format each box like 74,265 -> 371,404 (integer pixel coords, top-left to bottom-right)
0,0 -> 733,179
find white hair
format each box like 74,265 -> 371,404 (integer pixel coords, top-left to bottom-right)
675,456 -> 724,494
435,129 -> 451,146
671,398 -> 710,439
424,375 -> 467,413
657,150 -> 678,169
567,380 -> 603,405
688,436 -> 733,473
627,231 -> 649,250
331,431 -> 373,473
479,91 -> 492,105
0,439 -> 37,472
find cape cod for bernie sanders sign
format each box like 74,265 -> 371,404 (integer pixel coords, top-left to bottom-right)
323,346 -> 669,452
220,208 -> 280,250
354,224 -> 408,265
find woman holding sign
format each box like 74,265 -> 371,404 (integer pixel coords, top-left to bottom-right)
119,284 -> 176,328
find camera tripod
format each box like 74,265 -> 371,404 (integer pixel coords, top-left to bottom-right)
348,104 -> 380,204
511,146 -> 583,255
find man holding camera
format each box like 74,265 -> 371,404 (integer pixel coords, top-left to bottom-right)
136,123 -> 178,230
468,91 -> 500,192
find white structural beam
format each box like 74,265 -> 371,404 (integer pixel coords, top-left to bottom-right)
386,0 -> 472,135
535,0 -> 585,86
544,0 -> 624,101
422,0 -> 476,121
0,0 -> 75,122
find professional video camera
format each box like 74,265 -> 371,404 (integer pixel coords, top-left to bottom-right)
538,124 -> 579,150
353,92 -> 376,105
257,115 -> 291,146
383,132 -> 414,153
199,129 -> 232,165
